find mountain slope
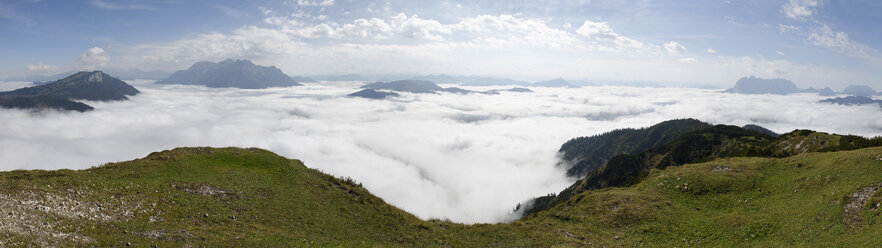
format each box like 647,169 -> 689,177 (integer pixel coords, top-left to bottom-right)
532,78 -> 584,88
156,59 -> 300,89
842,85 -> 878,97
0,71 -> 139,112
525,123 -> 882,215
558,119 -> 712,178
0,95 -> 94,112
3,146 -> 882,246
1,71 -> 139,101
0,147 -> 436,247
820,95 -> 882,108
361,80 -> 448,93
725,76 -> 800,95
347,89 -> 400,99
526,146 -> 882,247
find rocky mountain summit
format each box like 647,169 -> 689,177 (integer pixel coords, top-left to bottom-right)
0,71 -> 139,112
156,59 -> 300,89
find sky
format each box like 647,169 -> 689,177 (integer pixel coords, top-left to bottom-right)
1,81 -> 881,223
0,0 -> 881,88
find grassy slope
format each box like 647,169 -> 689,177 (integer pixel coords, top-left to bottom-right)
2,146 -> 882,247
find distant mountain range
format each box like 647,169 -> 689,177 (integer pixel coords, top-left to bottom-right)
725,75 -> 878,97
290,76 -> 316,83
313,74 -> 370,82
104,69 -> 172,81
353,80 -> 533,97
802,86 -> 836,96
347,89 -> 400,99
725,76 -> 802,95
362,80 -> 449,93
842,85 -> 879,97
314,74 -> 595,87
156,59 -> 300,89
531,78 -> 593,88
485,87 -> 533,94
406,74 -> 529,86
0,71 -> 140,112
820,95 -> 882,108
4,71 -> 76,84
6,69 -> 172,84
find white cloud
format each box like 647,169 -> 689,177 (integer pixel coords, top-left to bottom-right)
455,15 -> 578,48
27,62 -> 58,72
576,20 -> 643,49
88,0 -> 153,10
778,0 -> 877,61
665,41 -> 687,56
339,18 -> 393,38
808,23 -> 873,59
118,26 -> 309,70
266,13 -> 451,41
295,0 -> 334,6
2,83 -> 881,224
95,10 -> 880,88
215,5 -> 246,18
776,51 -> 786,56
679,57 -> 698,63
781,0 -> 819,20
778,24 -> 801,33
80,47 -> 110,67
389,13 -> 451,41
0,2 -> 34,25
706,48 -> 717,54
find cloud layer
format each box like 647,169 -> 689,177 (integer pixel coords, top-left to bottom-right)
1,82 -> 881,223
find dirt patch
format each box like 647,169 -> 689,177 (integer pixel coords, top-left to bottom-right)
843,183 -> 882,229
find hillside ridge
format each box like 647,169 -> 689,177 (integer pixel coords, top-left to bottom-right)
2,144 -> 882,246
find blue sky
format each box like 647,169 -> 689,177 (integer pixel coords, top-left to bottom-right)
1,0 -> 880,88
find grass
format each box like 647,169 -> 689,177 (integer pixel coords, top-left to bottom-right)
2,146 -> 882,247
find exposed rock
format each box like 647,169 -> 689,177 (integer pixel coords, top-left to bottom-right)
843,183 -> 882,229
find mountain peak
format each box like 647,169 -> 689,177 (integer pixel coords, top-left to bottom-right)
219,59 -> 256,66
726,76 -> 799,95
533,77 -> 579,88
0,71 -> 139,112
157,59 -> 299,89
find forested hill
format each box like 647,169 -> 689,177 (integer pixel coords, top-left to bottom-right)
0,71 -> 139,112
523,122 -> 882,216
558,119 -> 712,178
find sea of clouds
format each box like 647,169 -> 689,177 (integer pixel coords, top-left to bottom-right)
1,80 -> 881,223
